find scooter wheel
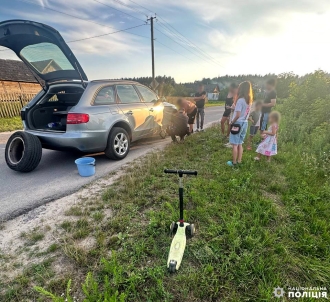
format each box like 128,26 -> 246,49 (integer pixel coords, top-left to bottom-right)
169,222 -> 178,235
186,224 -> 195,238
168,260 -> 177,273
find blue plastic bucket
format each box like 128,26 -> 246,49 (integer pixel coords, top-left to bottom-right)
75,157 -> 96,177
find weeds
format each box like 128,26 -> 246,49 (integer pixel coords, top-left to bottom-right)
0,117 -> 22,132
20,229 -> 45,246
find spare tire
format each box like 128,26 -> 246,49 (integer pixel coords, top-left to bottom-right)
5,131 -> 42,172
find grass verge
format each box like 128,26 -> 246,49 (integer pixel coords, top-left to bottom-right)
0,125 -> 329,301
205,101 -> 225,107
0,117 -> 22,132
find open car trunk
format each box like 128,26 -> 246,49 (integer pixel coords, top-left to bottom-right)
27,84 -> 85,132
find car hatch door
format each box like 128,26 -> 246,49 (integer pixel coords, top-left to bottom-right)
0,19 -> 88,86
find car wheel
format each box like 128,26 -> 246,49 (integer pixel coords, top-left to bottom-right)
5,131 -> 42,172
105,127 -> 130,160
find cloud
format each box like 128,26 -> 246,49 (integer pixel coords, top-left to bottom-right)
137,0 -> 330,35
0,1 -> 149,57
2,0 -> 330,81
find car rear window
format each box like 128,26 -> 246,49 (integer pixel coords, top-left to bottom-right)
20,42 -> 75,74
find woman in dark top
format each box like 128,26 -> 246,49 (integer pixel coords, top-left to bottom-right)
221,83 -> 238,137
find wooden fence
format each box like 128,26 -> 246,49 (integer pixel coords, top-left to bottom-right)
0,93 -> 37,118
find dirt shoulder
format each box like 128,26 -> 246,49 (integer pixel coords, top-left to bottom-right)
0,167 -> 125,300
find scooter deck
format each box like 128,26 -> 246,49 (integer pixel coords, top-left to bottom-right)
167,222 -> 189,270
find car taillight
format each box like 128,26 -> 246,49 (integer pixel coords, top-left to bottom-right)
67,113 -> 89,124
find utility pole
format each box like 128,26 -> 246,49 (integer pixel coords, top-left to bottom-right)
148,15 -> 157,90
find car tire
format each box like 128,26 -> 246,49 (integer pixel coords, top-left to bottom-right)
105,127 -> 130,160
5,131 -> 42,172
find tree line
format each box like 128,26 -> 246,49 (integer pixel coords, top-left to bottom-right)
119,71 -> 329,99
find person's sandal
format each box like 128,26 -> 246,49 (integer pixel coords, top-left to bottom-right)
227,161 -> 237,167
254,157 -> 260,161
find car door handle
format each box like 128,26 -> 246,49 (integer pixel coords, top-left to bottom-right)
149,108 -> 154,112
126,110 -> 133,115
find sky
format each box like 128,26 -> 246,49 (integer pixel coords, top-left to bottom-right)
1,0 -> 330,83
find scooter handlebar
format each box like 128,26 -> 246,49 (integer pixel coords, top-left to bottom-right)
164,169 -> 198,176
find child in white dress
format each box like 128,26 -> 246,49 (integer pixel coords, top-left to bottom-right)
255,111 -> 281,162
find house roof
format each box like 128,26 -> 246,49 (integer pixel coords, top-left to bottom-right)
30,59 -> 53,73
30,59 -> 62,73
0,59 -> 38,83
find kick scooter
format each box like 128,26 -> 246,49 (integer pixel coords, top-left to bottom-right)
164,169 -> 198,273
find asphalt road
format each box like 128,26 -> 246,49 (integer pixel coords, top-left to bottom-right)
0,106 -> 224,220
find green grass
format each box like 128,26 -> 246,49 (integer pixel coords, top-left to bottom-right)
0,117 -> 22,132
205,100 -> 225,107
20,229 -> 45,246
1,125 -> 328,302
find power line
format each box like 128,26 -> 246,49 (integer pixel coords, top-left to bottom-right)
155,40 -> 194,62
111,0 -> 147,17
68,24 -> 147,43
0,24 -> 147,52
124,0 -> 223,67
157,19 -> 222,66
157,16 -> 223,66
3,0 -> 220,70
127,0 -> 154,14
11,0 -> 221,67
10,0 -> 149,39
157,20 -> 223,67
154,27 -> 216,66
156,21 -> 194,48
93,0 -> 146,23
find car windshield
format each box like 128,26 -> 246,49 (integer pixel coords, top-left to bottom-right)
20,42 -> 75,74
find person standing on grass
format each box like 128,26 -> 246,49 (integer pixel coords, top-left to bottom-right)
227,81 -> 253,167
255,111 -> 280,162
260,78 -> 277,133
176,98 -> 197,134
247,100 -> 262,150
221,82 -> 238,138
193,84 -> 207,132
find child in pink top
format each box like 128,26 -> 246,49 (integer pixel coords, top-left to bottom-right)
255,111 -> 281,162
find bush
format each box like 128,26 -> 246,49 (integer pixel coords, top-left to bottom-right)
278,70 -> 330,172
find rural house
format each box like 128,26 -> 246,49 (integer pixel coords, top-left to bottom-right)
204,84 -> 220,100
187,83 -> 221,100
0,59 -> 41,94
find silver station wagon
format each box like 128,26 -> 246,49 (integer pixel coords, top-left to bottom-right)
0,20 -> 176,172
